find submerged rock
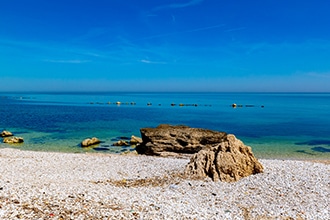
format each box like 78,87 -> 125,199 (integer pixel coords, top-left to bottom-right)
93,147 -> 110,152
184,134 -> 264,182
112,140 -> 129,146
3,136 -> 24,144
81,137 -> 101,147
1,130 -> 13,137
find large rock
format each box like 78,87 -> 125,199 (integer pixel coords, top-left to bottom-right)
3,136 -> 24,144
137,124 -> 263,182
81,137 -> 101,147
137,124 -> 227,156
1,130 -> 13,137
184,134 -> 264,182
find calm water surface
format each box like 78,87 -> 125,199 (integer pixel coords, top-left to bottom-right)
0,92 -> 329,160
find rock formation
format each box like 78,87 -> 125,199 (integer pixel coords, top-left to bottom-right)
137,124 -> 263,182
137,124 -> 227,156
81,137 -> 101,147
1,130 -> 13,137
3,136 -> 24,144
184,134 -> 264,182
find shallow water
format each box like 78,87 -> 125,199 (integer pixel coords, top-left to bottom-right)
0,92 -> 329,159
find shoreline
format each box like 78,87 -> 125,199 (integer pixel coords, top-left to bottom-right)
1,144 -> 329,162
0,148 -> 329,219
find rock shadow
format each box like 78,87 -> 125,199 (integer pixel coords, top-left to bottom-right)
295,150 -> 316,155
295,140 -> 330,146
93,147 -> 110,151
311,146 -> 330,153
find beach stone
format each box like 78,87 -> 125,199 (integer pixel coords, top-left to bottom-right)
113,140 -> 129,146
3,136 -> 24,144
81,137 -> 101,147
184,134 -> 264,182
1,130 -> 13,137
130,135 -> 142,145
137,124 -> 227,156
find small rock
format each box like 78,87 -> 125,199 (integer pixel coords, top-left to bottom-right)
130,135 -> 142,145
113,140 -> 129,146
3,136 -> 24,144
81,137 -> 101,147
120,150 -> 138,156
169,184 -> 179,190
1,130 -> 13,137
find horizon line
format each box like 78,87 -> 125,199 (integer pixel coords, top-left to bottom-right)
1,90 -> 329,94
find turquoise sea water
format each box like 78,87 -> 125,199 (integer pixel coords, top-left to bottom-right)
0,92 -> 329,160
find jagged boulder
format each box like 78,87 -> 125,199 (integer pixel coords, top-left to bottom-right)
184,134 -> 264,182
137,124 -> 227,156
3,136 -> 24,144
1,130 -> 13,137
81,137 -> 101,147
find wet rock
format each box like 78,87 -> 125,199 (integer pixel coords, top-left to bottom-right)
184,134 -> 264,182
130,135 -> 142,145
81,137 -> 101,147
3,136 -> 24,144
1,130 -> 13,137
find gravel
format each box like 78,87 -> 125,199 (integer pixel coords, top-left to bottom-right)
0,148 -> 329,219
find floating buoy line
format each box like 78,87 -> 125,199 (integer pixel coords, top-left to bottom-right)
88,101 -> 265,108
11,96 -> 265,108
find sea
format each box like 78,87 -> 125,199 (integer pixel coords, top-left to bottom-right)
0,92 -> 329,160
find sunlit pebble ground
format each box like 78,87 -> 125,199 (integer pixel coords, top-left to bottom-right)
0,148 -> 329,219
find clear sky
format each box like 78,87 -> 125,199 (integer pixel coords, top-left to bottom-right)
1,0 -> 330,92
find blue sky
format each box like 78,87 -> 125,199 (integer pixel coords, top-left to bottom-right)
1,0 -> 330,92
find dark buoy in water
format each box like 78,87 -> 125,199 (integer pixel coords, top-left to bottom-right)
232,103 -> 237,108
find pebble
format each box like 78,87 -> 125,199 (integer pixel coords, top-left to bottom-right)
0,148 -> 329,219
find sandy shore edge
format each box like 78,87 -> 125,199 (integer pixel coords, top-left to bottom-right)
0,148 -> 329,219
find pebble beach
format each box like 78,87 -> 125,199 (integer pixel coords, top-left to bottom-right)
0,148 -> 329,219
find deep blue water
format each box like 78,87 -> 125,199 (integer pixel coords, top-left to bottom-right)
0,92 -> 329,159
